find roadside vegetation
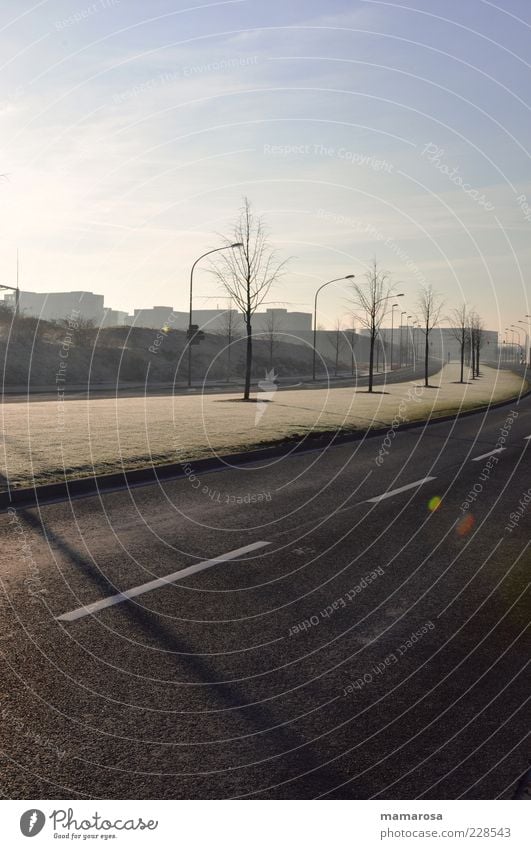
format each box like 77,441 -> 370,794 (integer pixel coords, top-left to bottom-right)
0,307 -> 333,388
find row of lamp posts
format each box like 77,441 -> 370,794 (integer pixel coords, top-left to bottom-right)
187,248 -> 529,385
504,317 -> 530,366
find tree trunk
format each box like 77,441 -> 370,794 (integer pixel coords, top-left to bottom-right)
460,337 -> 464,383
244,319 -> 252,400
424,330 -> 429,387
368,332 -> 375,392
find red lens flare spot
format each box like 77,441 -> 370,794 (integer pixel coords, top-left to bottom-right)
456,513 -> 475,536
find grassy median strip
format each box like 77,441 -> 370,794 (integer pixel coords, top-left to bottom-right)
1,364 -> 527,490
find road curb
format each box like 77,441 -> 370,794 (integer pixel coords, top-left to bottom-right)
1,380 -> 529,512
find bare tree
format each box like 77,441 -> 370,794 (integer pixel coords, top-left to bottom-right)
56,315 -> 95,347
210,198 -> 288,400
213,301 -> 242,382
470,311 -> 485,378
417,285 -> 444,387
345,322 -> 357,376
349,259 -> 396,392
328,319 -> 348,376
263,309 -> 284,370
448,304 -> 470,384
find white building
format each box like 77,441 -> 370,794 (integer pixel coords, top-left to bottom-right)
3,290 -> 105,323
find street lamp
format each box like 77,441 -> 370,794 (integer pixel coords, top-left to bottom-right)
312,275 -> 355,381
406,314 -> 413,366
505,327 -> 515,364
511,325 -> 522,363
399,310 -> 407,367
187,243 -> 242,387
517,320 -> 529,366
374,293 -> 403,373
526,316 -> 531,366
415,320 -> 422,363
390,303 -> 399,370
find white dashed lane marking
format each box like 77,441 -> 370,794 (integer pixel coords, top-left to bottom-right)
56,541 -> 271,622
366,477 -> 437,504
471,448 -> 506,462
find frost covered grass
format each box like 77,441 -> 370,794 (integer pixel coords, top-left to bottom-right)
0,364 -> 525,490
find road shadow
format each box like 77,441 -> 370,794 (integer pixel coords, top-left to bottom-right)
6,504 -> 351,799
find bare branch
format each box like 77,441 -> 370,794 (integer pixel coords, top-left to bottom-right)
209,197 -> 289,399
348,258 -> 397,391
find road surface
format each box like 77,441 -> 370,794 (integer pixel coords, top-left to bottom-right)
0,391 -> 529,799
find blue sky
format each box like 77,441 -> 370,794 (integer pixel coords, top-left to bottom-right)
0,0 -> 530,332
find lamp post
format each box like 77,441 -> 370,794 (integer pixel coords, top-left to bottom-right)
390,303 -> 399,370
511,325 -> 522,363
524,316 -> 531,365
374,293 -> 404,374
415,320 -> 422,365
187,243 -> 242,387
312,275 -> 355,381
505,327 -> 516,362
517,320 -> 529,366
406,315 -> 413,365
412,322 -> 417,366
399,310 -> 406,367
518,319 -> 529,356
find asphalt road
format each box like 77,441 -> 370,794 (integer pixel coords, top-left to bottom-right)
0,389 -> 529,799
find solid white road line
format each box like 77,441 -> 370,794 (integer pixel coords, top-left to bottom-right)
471,448 -> 506,462
56,541 -> 271,623
366,477 -> 436,504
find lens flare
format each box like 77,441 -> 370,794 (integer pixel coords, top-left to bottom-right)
428,496 -> 442,512
456,513 -> 475,536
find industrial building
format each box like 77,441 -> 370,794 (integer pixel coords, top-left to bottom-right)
2,289 -> 506,365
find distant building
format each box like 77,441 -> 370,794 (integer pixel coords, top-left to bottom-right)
252,308 -> 312,336
130,306 -> 180,330
100,308 -> 129,327
1,288 -> 314,339
124,305 -> 313,336
3,290 -> 105,324
0,288 -> 504,366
